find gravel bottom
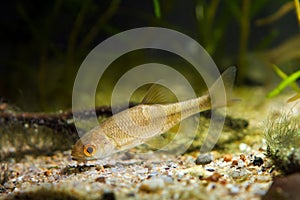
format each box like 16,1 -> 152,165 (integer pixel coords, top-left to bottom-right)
1,88 -> 297,200
0,143 -> 276,200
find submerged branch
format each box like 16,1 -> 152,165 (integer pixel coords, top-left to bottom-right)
0,102 -> 136,160
0,103 -> 136,136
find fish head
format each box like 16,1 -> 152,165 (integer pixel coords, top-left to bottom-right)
71,128 -> 115,161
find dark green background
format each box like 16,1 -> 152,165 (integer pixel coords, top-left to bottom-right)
0,0 -> 299,111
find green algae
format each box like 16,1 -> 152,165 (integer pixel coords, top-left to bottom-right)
265,111 -> 300,174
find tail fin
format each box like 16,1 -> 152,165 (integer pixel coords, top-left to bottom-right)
199,67 -> 237,154
208,66 -> 237,109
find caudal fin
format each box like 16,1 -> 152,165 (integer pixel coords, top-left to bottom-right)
199,67 -> 237,154
208,66 -> 237,109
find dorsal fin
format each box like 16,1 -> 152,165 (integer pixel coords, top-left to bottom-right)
141,84 -> 178,104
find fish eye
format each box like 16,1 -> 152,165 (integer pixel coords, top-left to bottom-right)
83,144 -> 96,157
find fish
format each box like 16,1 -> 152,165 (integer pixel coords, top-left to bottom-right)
71,67 -> 236,161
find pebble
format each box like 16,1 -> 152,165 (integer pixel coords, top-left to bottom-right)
240,154 -> 246,162
230,169 -> 249,180
224,154 -> 233,162
95,176 -> 106,183
0,142 -> 276,200
176,170 -> 185,179
231,160 -> 238,166
195,153 -> 213,165
183,166 -> 205,177
161,175 -> 173,183
227,184 -> 240,194
203,173 -> 222,182
239,143 -> 249,152
205,167 -> 215,172
139,178 -> 165,192
238,160 -> 245,168
253,156 -> 264,166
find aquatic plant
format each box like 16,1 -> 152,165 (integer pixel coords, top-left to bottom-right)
294,0 -> 300,26
267,64 -> 300,101
152,0 -> 161,18
264,111 -> 300,174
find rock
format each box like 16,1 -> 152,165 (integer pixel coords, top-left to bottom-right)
253,156 -> 264,166
224,154 -> 233,162
195,153 -> 213,165
263,173 -> 300,200
139,178 -> 165,193
95,176 -> 106,183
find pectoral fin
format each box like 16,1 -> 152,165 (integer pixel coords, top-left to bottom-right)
145,135 -> 170,149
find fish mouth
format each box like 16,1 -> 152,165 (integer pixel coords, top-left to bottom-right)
70,151 -> 85,161
71,156 -> 82,161
71,152 -> 98,162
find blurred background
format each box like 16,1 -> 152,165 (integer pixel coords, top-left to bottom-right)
0,0 -> 299,111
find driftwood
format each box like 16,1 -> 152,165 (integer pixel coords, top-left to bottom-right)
0,102 -> 137,137
0,102 -> 137,160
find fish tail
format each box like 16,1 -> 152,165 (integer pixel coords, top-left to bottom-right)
207,66 -> 237,109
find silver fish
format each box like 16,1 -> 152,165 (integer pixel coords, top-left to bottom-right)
71,67 -> 236,161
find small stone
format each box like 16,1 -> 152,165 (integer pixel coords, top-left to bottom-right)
230,170 -> 240,179
176,171 -> 185,179
95,176 -> 106,183
231,160 -> 238,166
253,156 -> 264,166
206,173 -> 222,182
44,170 -> 52,176
229,185 -> 240,194
161,175 -> 173,184
239,143 -> 248,152
205,167 -> 215,172
240,154 -> 246,162
139,178 -> 165,192
224,154 -> 233,162
230,169 -> 249,180
195,153 -> 213,165
0,185 -> 5,193
184,166 -> 205,177
238,160 -> 245,168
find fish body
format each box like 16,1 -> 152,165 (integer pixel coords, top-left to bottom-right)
71,68 -> 235,161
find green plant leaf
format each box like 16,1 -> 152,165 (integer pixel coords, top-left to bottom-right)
153,0 -> 161,18
267,69 -> 300,98
271,64 -> 300,92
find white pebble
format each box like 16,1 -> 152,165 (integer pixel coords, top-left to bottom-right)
230,186 -> 240,194
238,160 -> 245,168
239,143 -> 250,152
176,171 -> 185,179
227,184 -> 240,194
